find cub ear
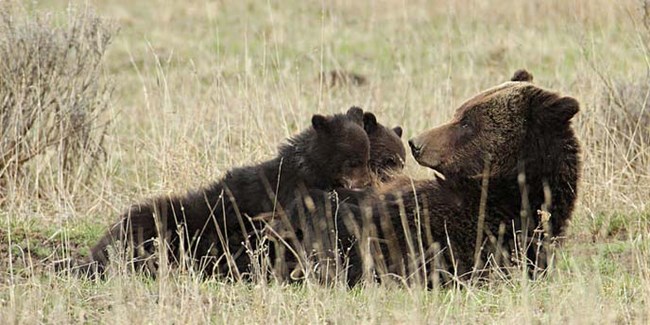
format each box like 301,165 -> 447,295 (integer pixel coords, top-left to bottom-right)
392,126 -> 403,138
312,114 -> 330,132
531,89 -> 579,125
511,69 -> 533,82
346,106 -> 364,126
363,112 -> 378,133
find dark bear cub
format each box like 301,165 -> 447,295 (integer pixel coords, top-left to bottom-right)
290,108 -> 405,208
87,107 -> 372,279
360,109 -> 406,182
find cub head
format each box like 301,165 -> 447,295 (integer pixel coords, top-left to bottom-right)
360,110 -> 406,182
309,107 -> 372,189
408,81 -> 579,178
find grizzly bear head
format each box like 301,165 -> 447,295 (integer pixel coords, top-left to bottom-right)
408,81 -> 579,179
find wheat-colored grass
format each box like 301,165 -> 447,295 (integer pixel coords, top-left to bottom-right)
1,0 -> 649,323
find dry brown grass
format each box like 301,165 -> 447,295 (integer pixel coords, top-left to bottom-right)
0,0 -> 649,323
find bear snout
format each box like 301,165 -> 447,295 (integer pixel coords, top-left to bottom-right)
408,139 -> 422,158
341,167 -> 372,189
409,132 -> 445,169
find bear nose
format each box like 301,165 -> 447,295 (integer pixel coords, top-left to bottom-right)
408,139 -> 421,158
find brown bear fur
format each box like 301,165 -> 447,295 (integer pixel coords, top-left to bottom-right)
86,107 -> 373,279
272,80 -> 581,286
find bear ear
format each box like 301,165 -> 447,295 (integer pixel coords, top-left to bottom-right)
511,69 -> 533,82
531,90 -> 580,125
363,112 -> 378,133
346,106 -> 364,126
545,96 -> 579,123
312,114 -> 330,132
392,126 -> 403,138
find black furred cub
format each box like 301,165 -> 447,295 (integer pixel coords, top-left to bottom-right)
87,107 -> 372,279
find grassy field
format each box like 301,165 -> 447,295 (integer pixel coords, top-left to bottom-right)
1,0 -> 649,323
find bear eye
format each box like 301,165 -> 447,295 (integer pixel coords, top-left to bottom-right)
460,117 -> 471,129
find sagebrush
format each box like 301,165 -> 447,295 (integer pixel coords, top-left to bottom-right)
0,3 -> 115,199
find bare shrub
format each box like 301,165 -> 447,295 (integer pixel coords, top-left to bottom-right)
0,3 -> 116,198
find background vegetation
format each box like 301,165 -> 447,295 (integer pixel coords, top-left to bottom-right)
1,0 -> 649,323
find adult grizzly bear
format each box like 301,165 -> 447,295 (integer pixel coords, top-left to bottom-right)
87,107 -> 373,279
271,76 -> 581,286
